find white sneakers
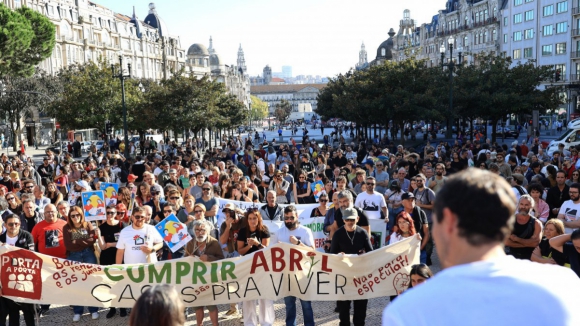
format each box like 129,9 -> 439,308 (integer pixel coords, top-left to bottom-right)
73,312 -> 99,322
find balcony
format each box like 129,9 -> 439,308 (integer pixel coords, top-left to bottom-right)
572,51 -> 580,59
570,74 -> 580,82
574,7 -> 580,15
573,29 -> 580,37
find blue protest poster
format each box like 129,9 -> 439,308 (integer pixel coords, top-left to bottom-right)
99,183 -> 119,206
82,190 -> 106,221
155,214 -> 192,253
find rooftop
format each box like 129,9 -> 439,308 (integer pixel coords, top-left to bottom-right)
251,84 -> 326,94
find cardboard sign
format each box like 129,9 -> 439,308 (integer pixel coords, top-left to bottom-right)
155,214 -> 192,253
81,191 -> 106,221
100,183 -> 119,207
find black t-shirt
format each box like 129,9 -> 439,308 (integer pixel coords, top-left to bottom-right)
333,156 -> 347,168
538,238 -> 568,266
563,242 -> 580,278
237,227 -> 270,256
98,222 -> 123,265
330,226 -> 373,255
334,206 -> 369,229
410,207 -> 428,238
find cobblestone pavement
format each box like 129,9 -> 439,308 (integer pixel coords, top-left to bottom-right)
14,253 -> 441,326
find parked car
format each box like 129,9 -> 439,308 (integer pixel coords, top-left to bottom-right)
95,140 -> 105,151
492,126 -> 519,139
81,141 -> 91,153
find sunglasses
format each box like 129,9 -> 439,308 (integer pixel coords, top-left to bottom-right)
366,182 -> 375,186
70,214 -> 81,218
117,211 -> 126,215
6,197 -> 14,201
319,199 -> 328,202
106,211 -> 116,215
169,196 -> 179,200
7,222 -> 20,227
194,210 -> 204,214
202,188 -> 211,191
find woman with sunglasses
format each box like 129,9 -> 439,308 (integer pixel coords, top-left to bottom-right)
95,205 -> 128,318
236,209 -> 274,326
46,181 -> 63,205
567,170 -> 580,186
5,193 -> 22,216
293,169 -> 313,204
63,206 -> 99,321
310,193 -> 329,217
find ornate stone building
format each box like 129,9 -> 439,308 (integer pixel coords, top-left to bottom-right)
367,1 -> 501,68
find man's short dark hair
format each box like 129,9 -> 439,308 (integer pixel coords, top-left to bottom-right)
571,229 -> 580,241
434,169 -> 516,246
570,183 -> 580,192
284,205 -> 297,214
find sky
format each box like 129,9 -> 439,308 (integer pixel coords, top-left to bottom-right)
95,0 -> 446,78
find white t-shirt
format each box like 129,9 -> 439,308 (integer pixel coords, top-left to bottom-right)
6,234 -> 18,246
382,255 -> 580,326
275,225 -> 314,248
558,200 -> 580,234
116,224 -> 163,264
354,191 -> 387,220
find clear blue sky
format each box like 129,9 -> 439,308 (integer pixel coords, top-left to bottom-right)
95,0 -> 445,78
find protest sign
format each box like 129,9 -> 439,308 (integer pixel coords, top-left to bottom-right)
155,214 -> 192,253
310,180 -> 325,202
99,183 -> 119,206
81,190 -> 106,221
0,237 -> 419,308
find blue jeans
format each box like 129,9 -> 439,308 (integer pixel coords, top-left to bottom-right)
67,248 -> 98,315
284,296 -> 314,326
420,250 -> 427,264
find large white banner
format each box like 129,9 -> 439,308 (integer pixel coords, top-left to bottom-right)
216,199 -> 388,251
0,238 -> 419,308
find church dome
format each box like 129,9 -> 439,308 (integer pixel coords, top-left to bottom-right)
209,53 -> 223,66
187,43 -> 209,56
144,3 -> 169,37
376,28 -> 396,60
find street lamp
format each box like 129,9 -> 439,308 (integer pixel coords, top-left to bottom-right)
440,37 -> 463,139
111,55 -> 131,158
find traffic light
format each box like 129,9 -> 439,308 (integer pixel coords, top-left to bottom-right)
105,121 -> 112,134
555,70 -> 561,82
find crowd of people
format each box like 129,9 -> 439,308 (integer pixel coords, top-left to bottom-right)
2,129 -> 580,325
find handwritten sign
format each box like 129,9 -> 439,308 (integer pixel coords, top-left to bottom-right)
155,214 -> 192,253
81,191 -> 106,221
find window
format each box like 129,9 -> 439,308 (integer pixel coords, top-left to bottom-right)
524,47 -> 533,58
524,29 -> 534,39
544,5 -> 554,16
513,31 -> 522,41
513,49 -> 522,59
557,1 -> 568,13
514,13 -> 523,24
525,10 -> 534,21
525,0 -> 533,2
556,22 -> 568,34
504,34 -> 508,43
543,25 -> 553,36
514,0 -> 523,5
542,44 -> 553,55
555,64 -> 566,78
493,29 -> 497,41
504,17 -> 508,26
556,42 -> 567,54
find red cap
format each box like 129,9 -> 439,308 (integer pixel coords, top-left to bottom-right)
127,174 -> 138,182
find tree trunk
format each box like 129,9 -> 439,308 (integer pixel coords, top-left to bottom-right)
491,119 -> 498,143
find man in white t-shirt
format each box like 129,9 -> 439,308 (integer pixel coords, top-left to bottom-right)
354,176 -> 388,221
276,205 -> 315,326
383,169 -> 580,326
116,207 -> 163,264
558,183 -> 580,234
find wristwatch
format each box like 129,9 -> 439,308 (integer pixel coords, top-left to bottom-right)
296,240 -> 301,246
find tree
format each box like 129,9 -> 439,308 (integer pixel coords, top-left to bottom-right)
249,95 -> 268,126
274,99 -> 292,124
0,71 -> 56,150
0,4 -> 55,78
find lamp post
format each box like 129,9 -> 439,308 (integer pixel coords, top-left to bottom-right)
111,55 -> 131,158
440,37 -> 463,139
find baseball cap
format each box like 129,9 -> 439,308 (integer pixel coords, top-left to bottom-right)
341,207 -> 358,220
401,192 -> 415,200
127,174 -> 138,182
75,180 -> 91,190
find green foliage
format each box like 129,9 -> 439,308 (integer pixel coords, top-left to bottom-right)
0,4 -> 55,78
316,54 -> 564,143
250,95 -> 268,122
274,99 -> 292,124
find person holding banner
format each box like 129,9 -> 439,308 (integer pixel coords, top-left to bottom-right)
236,209 -> 275,326
184,219 -> 224,326
116,207 -> 163,265
278,205 -> 316,326
330,207 -> 373,326
259,190 -> 283,221
63,206 -> 100,321
383,169 -> 580,326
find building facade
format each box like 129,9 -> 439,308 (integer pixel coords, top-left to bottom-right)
251,84 -> 326,116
